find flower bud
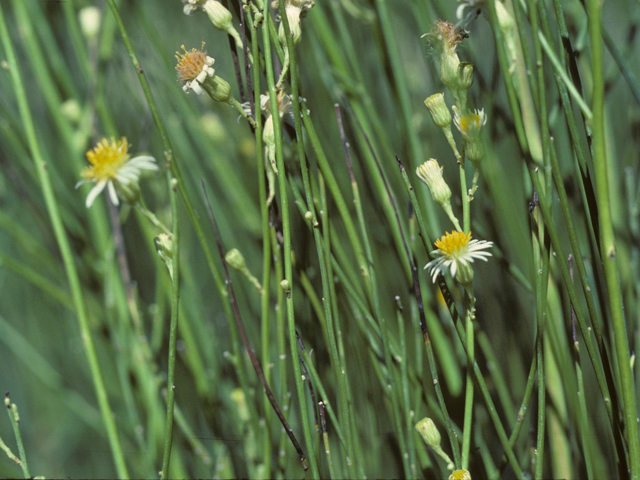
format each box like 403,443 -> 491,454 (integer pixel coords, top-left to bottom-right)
204,75 -> 231,103
441,52 -> 461,89
230,388 -> 250,423
154,233 -> 174,279
458,63 -> 474,91
225,248 -> 247,271
415,417 -> 441,449
424,93 -> 452,129
416,160 -> 452,208
78,6 -> 101,40
202,0 -> 233,33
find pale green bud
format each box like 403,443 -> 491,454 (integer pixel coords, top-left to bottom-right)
416,160 -> 452,207
225,248 -> 247,271
114,179 -> 141,206
78,6 -> 101,40
415,417 -> 441,449
203,74 -> 232,103
230,388 -> 250,423
225,248 -> 262,292
154,233 -> 174,279
424,93 -> 452,128
441,52 -> 461,89
202,0 -> 233,33
455,261 -> 474,286
458,63 -> 474,91
61,99 -> 83,125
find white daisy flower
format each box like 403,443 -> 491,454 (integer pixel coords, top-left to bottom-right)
76,137 -> 157,208
425,231 -> 493,285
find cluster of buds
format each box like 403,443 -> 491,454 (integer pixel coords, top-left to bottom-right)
421,20 -> 488,201
422,20 -> 471,107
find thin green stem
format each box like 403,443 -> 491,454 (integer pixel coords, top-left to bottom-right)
460,163 -> 470,233
248,9 -> 274,476
4,395 -> 30,479
160,182 -> 181,478
460,294 -> 475,469
265,2 -> 317,476
588,0 -> 640,475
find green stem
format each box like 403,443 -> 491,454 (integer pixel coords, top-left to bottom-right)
265,2 -> 317,476
4,395 -> 30,479
247,10 -> 274,477
160,180 -> 181,477
460,163 -> 470,233
0,5 -> 130,478
587,0 -> 640,475
136,203 -> 171,234
460,294 -> 475,469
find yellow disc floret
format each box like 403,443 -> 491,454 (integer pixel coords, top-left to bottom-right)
434,231 -> 472,257
76,136 -> 158,208
425,231 -> 493,285
81,137 -> 130,183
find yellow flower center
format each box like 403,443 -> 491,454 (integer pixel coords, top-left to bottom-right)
434,231 -> 471,257
459,113 -> 480,133
82,137 -> 130,182
175,43 -> 208,82
449,469 -> 471,480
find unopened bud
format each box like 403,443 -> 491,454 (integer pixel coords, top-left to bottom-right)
416,160 -> 451,207
202,0 -> 233,33
415,417 -> 441,448
78,6 -> 101,40
424,93 -> 452,129
458,63 -> 474,90
154,233 -> 174,279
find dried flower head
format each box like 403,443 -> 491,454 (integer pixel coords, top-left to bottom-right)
423,20 -> 465,57
423,20 -> 467,89
175,43 -> 215,95
175,43 -> 233,103
76,137 -> 158,208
